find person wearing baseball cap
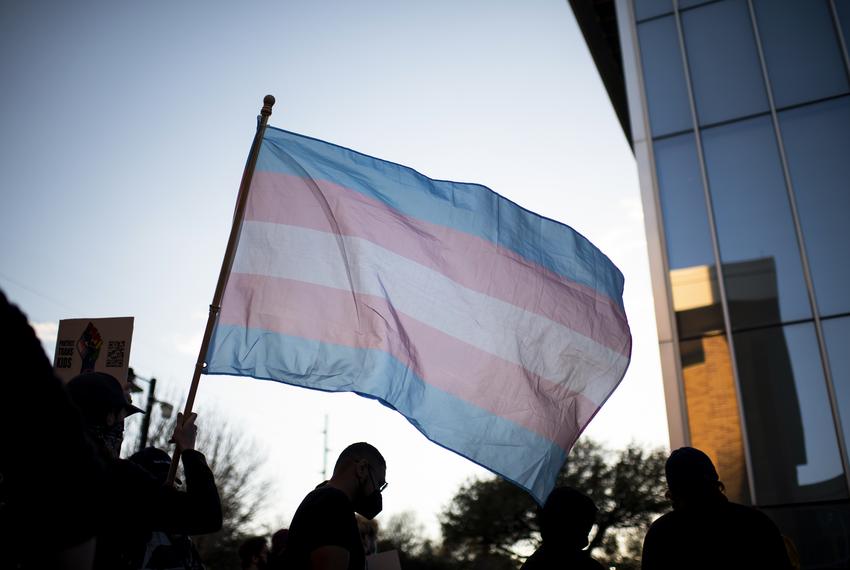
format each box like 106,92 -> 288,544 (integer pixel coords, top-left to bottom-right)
66,371 -> 144,461
66,372 -> 222,569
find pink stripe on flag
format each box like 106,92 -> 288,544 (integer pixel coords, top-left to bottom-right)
244,171 -> 630,357
219,272 -> 600,452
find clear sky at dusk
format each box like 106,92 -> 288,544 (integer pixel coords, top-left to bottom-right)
0,0 -> 666,535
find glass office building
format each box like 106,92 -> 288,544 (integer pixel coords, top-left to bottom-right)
570,0 -> 850,565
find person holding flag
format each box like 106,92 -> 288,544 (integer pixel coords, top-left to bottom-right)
66,373 -> 222,570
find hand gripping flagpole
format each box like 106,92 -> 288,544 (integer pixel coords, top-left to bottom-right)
166,95 -> 275,485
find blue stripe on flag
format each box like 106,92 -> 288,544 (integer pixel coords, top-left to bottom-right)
206,323 -> 568,503
257,127 -> 625,310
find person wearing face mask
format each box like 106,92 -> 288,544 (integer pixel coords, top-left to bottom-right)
277,442 -> 387,570
65,372 -> 145,461
66,373 -> 222,570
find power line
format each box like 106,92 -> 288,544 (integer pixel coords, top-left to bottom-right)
0,271 -> 79,313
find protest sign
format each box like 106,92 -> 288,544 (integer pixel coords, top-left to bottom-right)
53,317 -> 134,386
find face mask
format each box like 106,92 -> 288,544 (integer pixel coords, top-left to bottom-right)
353,489 -> 382,520
87,422 -> 125,459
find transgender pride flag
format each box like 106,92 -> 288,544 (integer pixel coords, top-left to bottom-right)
204,127 -> 631,503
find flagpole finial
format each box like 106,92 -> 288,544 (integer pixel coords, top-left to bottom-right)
262,95 -> 275,118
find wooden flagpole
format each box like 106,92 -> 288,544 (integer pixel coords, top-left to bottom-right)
166,95 -> 275,484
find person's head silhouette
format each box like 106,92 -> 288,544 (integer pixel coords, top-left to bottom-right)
237,536 -> 268,570
66,371 -> 143,459
330,442 -> 387,520
665,447 -> 725,509
539,486 -> 597,553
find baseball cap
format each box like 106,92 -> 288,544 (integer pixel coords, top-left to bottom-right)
66,372 -> 144,425
129,446 -> 179,484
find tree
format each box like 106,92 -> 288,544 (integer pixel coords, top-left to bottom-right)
563,440 -> 668,556
439,474 -> 534,565
440,439 -> 668,568
123,398 -> 273,570
377,511 -> 463,570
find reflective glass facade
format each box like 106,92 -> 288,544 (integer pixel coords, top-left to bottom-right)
622,0 -> 850,566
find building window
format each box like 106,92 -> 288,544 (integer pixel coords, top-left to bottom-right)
634,0 -> 672,22
654,132 -> 725,338
678,0 -> 714,9
681,0 -> 769,126
752,0 -> 849,108
779,96 -> 850,318
637,16 -> 692,137
734,322 -> 847,505
823,317 -> 850,464
837,0 -> 850,51
759,502 -> 850,569
701,115 -> 811,330
680,333 -> 750,503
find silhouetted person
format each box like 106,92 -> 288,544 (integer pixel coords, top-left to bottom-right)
239,536 -> 269,570
278,442 -> 387,570
271,528 -> 289,558
65,372 -> 144,461
128,447 -> 208,570
521,487 -> 604,570
0,291 -> 105,570
66,373 -> 222,570
641,447 -> 791,569
268,528 -> 289,569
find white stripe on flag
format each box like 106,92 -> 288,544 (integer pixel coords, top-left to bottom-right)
232,221 -> 629,405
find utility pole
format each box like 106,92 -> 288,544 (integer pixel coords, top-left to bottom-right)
128,367 -> 173,454
139,376 -> 157,451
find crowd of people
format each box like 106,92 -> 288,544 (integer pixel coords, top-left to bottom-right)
237,443 -> 796,570
1,289 -> 795,569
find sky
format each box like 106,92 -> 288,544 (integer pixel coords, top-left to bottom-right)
0,0 -> 666,536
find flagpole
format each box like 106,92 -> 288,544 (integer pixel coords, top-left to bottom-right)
166,94 -> 275,485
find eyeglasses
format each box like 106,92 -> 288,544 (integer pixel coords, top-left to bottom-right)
367,464 -> 388,492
